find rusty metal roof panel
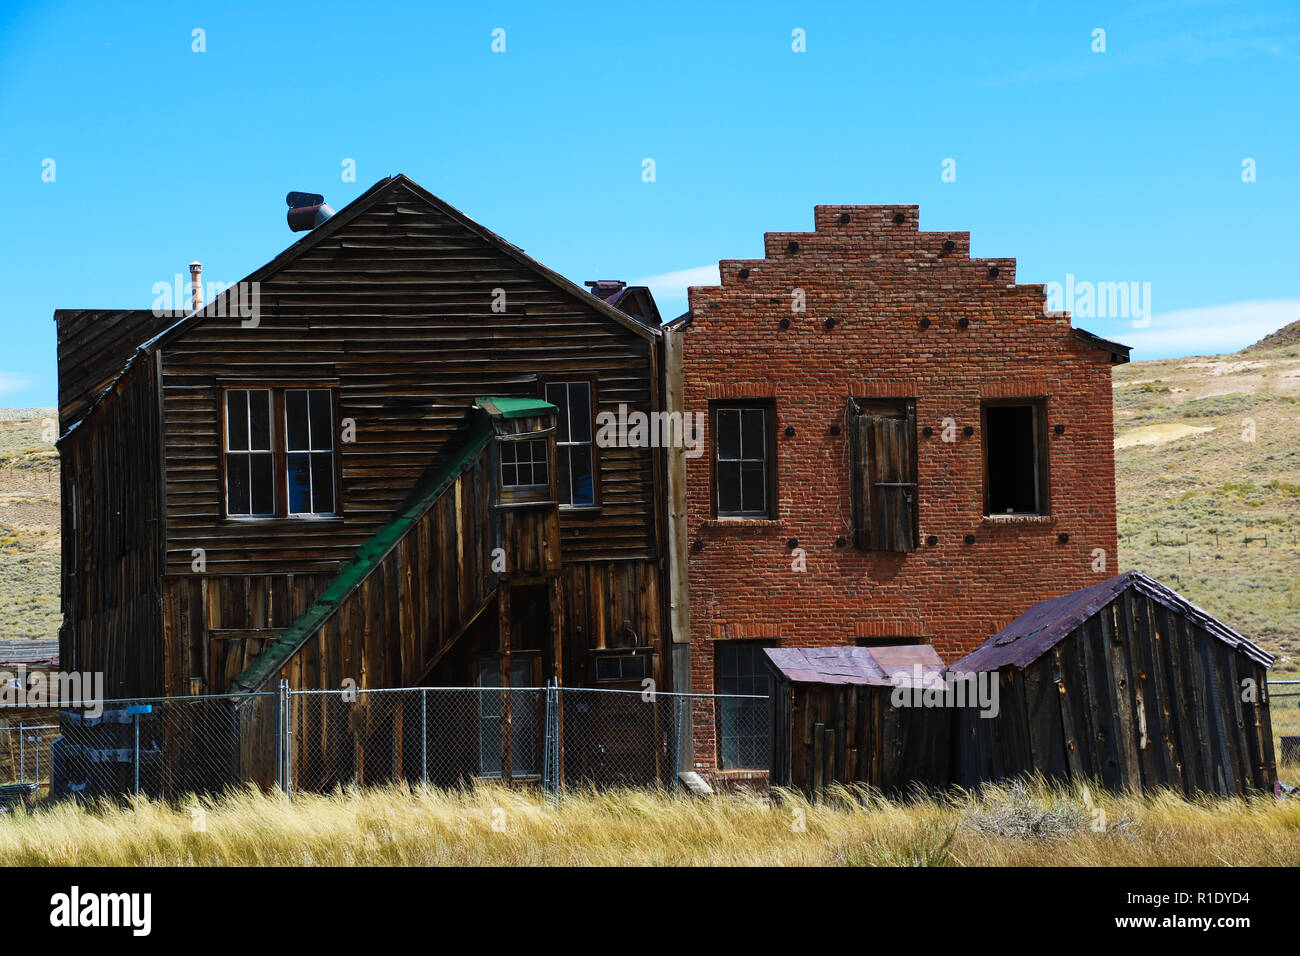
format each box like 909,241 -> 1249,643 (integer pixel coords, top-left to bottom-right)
951,570 -> 1273,673
765,645 -> 945,688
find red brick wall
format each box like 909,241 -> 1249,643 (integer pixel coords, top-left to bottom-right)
681,204 -> 1121,770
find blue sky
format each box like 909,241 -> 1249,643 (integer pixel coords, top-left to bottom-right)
1,0 -> 1297,407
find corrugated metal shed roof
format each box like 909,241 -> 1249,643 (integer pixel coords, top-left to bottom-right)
764,645 -> 945,688
952,570 -> 1274,673
0,639 -> 59,667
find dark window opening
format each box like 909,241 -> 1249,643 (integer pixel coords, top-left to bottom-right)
713,403 -> 774,518
716,643 -> 773,770
595,653 -> 650,683
545,381 -> 596,506
983,402 -> 1047,515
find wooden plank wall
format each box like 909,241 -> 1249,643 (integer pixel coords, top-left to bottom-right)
162,571 -> 335,696
561,560 -> 665,687
59,356 -> 166,699
778,682 -> 951,794
158,182 -> 658,577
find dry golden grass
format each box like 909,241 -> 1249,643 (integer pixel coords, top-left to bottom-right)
1,777 -> 1298,866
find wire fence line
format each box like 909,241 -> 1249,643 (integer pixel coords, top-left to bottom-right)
4,680 -> 1295,804
1,684 -> 771,803
1270,681 -> 1300,764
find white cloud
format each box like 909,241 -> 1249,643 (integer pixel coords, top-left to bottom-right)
1119,300 -> 1300,357
0,373 -> 36,397
630,264 -> 720,303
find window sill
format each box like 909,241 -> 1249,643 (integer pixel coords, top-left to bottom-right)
219,515 -> 345,524
981,514 -> 1055,526
559,504 -> 602,517
704,517 -> 785,529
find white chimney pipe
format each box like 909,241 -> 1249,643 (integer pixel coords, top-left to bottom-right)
188,261 -> 203,313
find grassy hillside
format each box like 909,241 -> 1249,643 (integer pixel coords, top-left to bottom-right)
0,409 -> 59,641
3,345 -> 1297,678
1112,343 -> 1300,677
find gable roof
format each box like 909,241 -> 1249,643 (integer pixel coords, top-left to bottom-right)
765,645 -> 945,688
951,570 -> 1273,673
1072,327 -> 1131,364
56,175 -> 658,439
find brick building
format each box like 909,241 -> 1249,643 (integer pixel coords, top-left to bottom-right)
664,204 -> 1130,776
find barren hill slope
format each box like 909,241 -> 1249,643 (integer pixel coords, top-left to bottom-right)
1112,342 -> 1300,675
0,409 -> 59,641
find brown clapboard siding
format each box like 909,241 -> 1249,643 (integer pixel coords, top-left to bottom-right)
54,309 -> 186,433
159,181 -> 657,577
58,354 -> 166,699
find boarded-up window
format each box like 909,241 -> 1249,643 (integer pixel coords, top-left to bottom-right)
849,399 -> 918,552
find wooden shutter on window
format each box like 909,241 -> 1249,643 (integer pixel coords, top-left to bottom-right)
850,400 -> 918,553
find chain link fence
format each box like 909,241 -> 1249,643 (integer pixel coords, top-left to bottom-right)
286,685 -> 769,797
5,681 -> 1294,801
1,721 -> 58,808
0,685 -> 769,804
1271,681 -> 1300,765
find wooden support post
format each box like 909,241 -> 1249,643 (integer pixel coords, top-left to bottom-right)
548,576 -> 565,785
499,586 -> 512,785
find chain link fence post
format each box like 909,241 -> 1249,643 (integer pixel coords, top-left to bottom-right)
133,708 -> 140,798
277,679 -> 291,797
673,695 -> 684,794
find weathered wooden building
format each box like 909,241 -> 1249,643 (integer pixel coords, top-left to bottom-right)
55,175 -> 679,749
767,574 -> 1276,797
950,571 -> 1276,796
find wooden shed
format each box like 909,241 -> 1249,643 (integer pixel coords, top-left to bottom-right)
765,645 -> 952,794
950,571 -> 1277,796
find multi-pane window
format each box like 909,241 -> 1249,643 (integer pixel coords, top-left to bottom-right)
717,643 -> 773,770
595,653 -> 650,683
285,389 -> 336,515
225,389 -> 275,516
983,401 -> 1048,515
500,438 -> 550,488
713,403 -> 772,517
223,386 -> 338,518
545,381 -> 595,506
